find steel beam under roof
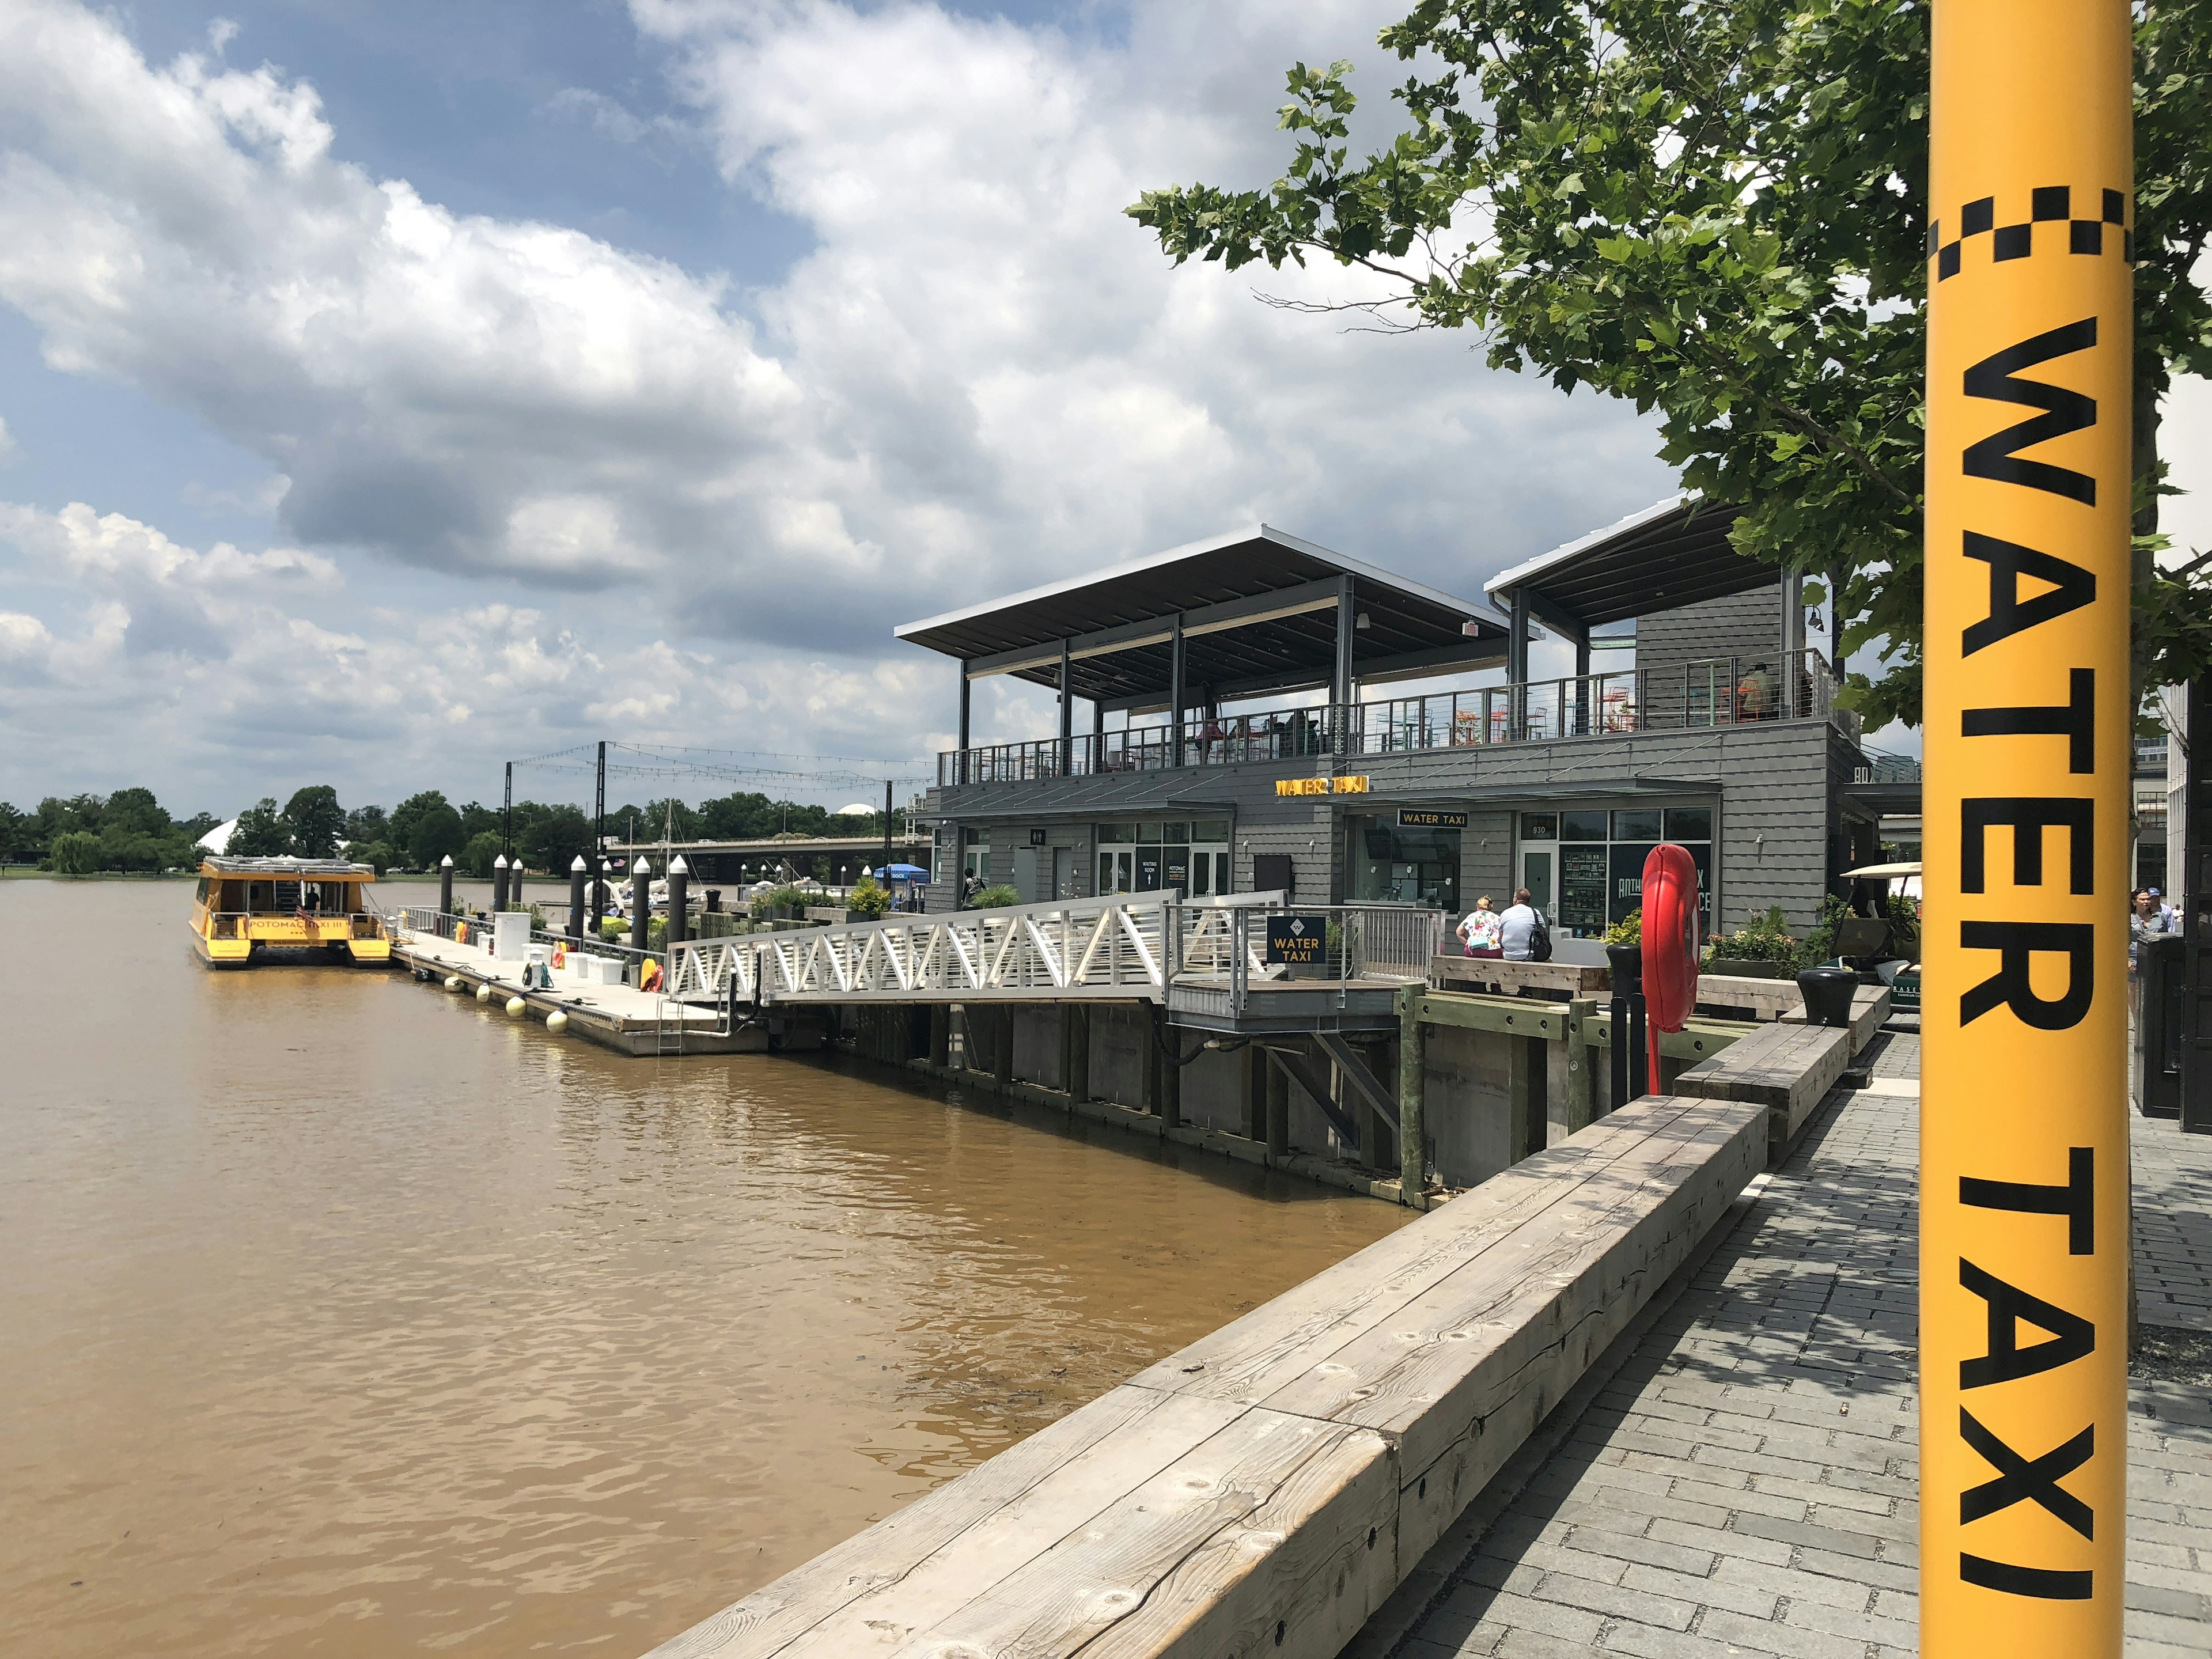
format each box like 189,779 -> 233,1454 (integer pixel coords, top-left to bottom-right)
896,525 -> 1512,706
1484,496 -> 1774,631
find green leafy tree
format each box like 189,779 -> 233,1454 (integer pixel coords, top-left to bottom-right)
0,802 -> 31,863
99,822 -> 164,873
343,804 -> 389,844
48,830 -> 101,876
460,831 -> 504,878
518,805 -> 593,874
103,786 -> 171,837
349,840 -> 395,875
389,791 -> 449,859
457,801 -> 502,842
177,812 -> 221,848
282,786 -> 345,859
228,797 -> 290,857
1130,0 -> 2212,729
406,802 -> 466,870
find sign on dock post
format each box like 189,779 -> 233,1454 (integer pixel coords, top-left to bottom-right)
1923,2 -> 2130,1652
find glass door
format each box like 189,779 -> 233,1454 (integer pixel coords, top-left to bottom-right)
1097,847 -> 1135,895
1188,842 -> 1230,895
1521,846 -> 1555,917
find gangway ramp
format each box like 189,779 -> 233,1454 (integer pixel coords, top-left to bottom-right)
663,891 -> 1442,1025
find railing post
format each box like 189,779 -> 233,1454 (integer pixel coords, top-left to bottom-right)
1397,983 -> 1425,1206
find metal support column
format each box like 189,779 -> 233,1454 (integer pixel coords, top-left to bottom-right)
1780,571 -> 1804,718
1169,615 -> 1186,768
1508,589 -> 1530,740
1058,637 -> 1073,772
502,762 -> 513,861
2184,679 -> 2212,1132
1334,577 -> 1355,753
956,664 -> 972,786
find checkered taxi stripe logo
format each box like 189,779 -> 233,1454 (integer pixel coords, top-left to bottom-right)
1928,187 -> 2133,280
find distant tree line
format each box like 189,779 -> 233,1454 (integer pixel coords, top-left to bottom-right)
0,785 -> 913,876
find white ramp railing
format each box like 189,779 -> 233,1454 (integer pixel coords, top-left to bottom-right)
666,891 -> 1285,1006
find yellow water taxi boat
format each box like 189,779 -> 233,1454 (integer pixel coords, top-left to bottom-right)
190,856 -> 392,968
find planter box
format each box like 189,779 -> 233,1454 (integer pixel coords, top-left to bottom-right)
1706,957 -> 1794,980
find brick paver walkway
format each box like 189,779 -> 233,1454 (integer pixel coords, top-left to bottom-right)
1384,1032 -> 2212,1658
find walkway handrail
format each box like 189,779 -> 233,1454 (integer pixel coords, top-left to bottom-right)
665,889 -> 1289,1006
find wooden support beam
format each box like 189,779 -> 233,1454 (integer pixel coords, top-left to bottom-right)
1265,1050 -> 1290,1158
1269,1045 -> 1361,1150
1411,991 -> 1567,1039
1507,1035 -> 1545,1164
1241,1041 -> 1264,1142
1315,1032 -> 1399,1133
1564,997 -> 1596,1132
1397,984 -> 1425,1204
1066,1004 -> 1090,1105
1584,1012 -> 1749,1063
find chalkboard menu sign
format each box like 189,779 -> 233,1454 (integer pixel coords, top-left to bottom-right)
1560,845 -> 1608,935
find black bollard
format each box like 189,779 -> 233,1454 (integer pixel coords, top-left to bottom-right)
1605,941 -> 1644,1108
631,857 -> 651,955
589,858 -> 607,940
1628,989 -> 1648,1099
666,855 -> 689,948
438,853 -> 454,922
491,854 -> 509,914
569,854 -> 587,943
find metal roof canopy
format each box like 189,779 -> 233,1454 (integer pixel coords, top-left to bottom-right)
896,525 -> 1512,710
202,856 -> 373,877
1484,496 -> 1775,634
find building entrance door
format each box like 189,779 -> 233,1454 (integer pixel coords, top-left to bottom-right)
1097,847 -> 1135,895
1053,846 -> 1073,898
1522,846 -> 1555,916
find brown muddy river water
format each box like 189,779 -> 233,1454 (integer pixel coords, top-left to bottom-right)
1,878 -> 1410,1658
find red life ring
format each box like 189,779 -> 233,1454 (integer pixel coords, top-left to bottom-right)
1639,844 -> 1703,1094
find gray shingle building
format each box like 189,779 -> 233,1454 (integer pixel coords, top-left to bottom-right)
901,502 -> 1902,938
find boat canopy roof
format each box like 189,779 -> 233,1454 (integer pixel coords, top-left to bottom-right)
200,855 -> 375,879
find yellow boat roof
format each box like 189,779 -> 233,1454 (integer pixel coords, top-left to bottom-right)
200,856 -> 375,879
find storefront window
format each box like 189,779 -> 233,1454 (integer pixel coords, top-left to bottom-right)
1094,820 -> 1228,895
1348,813 -> 1460,912
1545,804 -> 1714,936
1520,813 -> 1558,841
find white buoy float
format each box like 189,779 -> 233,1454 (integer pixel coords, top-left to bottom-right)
476,983 -> 493,1003
546,1010 -> 569,1033
505,995 -> 527,1017
445,976 -> 463,991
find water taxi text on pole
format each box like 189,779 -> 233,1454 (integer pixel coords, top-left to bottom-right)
1922,1 -> 2131,1650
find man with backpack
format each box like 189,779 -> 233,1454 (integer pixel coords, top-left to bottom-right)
1498,887 -> 1552,963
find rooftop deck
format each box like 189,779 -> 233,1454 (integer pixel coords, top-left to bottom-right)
940,650 -> 1851,788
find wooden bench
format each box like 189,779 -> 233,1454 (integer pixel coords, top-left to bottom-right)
1672,1018 -> 1850,1161
641,1096 -> 1767,1659
1430,955 -> 1607,998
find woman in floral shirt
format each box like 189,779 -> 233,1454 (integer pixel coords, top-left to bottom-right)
1458,896 -> 1503,958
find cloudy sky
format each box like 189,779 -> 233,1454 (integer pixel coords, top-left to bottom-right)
0,1 -> 2202,820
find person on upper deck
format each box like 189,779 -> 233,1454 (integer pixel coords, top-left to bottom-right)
1499,888 -> 1544,961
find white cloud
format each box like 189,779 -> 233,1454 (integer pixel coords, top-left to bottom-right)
0,0 -> 1691,806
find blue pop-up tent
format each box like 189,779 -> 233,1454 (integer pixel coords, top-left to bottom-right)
872,863 -> 930,881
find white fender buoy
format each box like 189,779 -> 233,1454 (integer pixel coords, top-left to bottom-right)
505,995 -> 527,1017
445,976 -> 463,991
476,983 -> 493,1003
546,1010 -> 569,1033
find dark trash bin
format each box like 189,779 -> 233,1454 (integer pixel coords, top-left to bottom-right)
1797,964 -> 1857,1029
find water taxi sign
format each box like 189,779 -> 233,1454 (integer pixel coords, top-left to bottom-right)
1275,775 -> 1369,797
1923,3 -> 2129,1651
1264,915 -> 1327,964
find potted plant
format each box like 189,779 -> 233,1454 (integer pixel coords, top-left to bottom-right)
1603,909 -> 1643,994
1704,905 -> 1803,979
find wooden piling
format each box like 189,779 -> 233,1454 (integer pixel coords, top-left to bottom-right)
1397,985 -> 1425,1204
1155,1007 -> 1181,1130
1241,1041 -> 1265,1142
991,1006 -> 1014,1091
1564,997 -> 1596,1132
1508,1034 -> 1546,1164
1264,1049 -> 1290,1158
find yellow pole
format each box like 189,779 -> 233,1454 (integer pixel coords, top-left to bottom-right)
1923,2 -> 2130,1653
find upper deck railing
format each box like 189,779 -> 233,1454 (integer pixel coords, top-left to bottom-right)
941,649 -> 1848,786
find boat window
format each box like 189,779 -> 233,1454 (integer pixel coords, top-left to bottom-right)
195,877 -> 210,903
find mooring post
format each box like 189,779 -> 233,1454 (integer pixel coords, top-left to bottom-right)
1397,984 -> 1426,1205
1565,997 -> 1596,1131
568,855 -> 586,943
438,853 -> 454,921
631,857 -> 652,956
666,855 -> 689,948
491,853 -> 509,914
991,1007 -> 1014,1092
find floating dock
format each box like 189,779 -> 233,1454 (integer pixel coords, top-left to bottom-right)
392,933 -> 778,1057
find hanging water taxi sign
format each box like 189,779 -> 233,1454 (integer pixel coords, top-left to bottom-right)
1275,775 -> 1369,797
